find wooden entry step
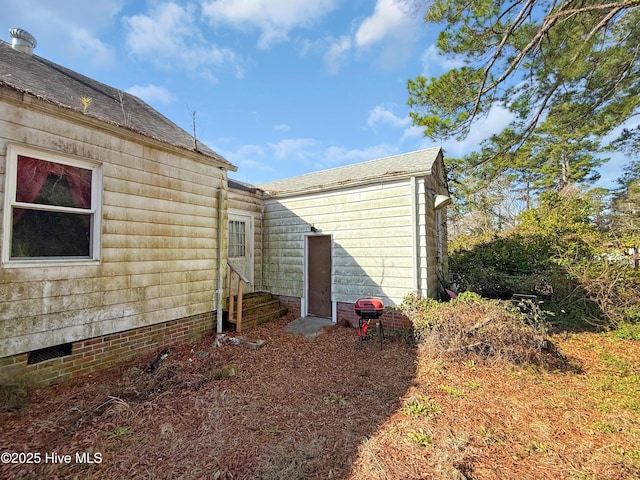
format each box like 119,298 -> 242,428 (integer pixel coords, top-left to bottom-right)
225,291 -> 288,332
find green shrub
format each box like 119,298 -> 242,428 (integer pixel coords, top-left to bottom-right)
453,291 -> 484,303
449,190 -> 640,330
398,292 -> 440,332
450,234 -> 555,299
614,322 -> 640,340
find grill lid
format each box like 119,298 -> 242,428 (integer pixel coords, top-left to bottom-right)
355,297 -> 384,318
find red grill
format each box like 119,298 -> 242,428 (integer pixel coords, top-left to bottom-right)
355,297 -> 385,347
354,297 -> 384,318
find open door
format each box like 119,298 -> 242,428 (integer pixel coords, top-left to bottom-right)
307,235 -> 332,318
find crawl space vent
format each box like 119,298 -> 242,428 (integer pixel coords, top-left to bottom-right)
27,343 -> 72,364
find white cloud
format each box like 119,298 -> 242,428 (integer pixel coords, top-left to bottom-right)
401,125 -> 424,143
236,144 -> 267,158
318,0 -> 421,72
322,144 -> 397,168
123,2 -> 241,75
432,104 -> 516,158
124,2 -> 195,60
68,27 -> 117,67
201,0 -> 337,50
420,44 -> 465,79
213,144 -> 275,182
273,124 -> 290,131
367,105 -> 411,130
1,0 -> 123,67
126,84 -> 174,104
268,138 -> 322,161
323,36 -> 352,75
218,138 -> 400,184
300,1 -> 421,75
354,0 -> 416,48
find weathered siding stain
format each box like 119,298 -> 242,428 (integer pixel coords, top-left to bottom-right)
0,92 -> 227,358
424,159 -> 449,299
263,180 -> 420,306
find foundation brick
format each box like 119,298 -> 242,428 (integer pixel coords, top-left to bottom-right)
275,295 -> 301,317
336,302 -> 412,330
0,311 -> 216,387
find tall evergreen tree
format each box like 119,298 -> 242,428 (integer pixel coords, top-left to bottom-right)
408,0 -> 640,189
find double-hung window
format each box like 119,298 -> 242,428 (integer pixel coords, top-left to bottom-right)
3,145 -> 101,265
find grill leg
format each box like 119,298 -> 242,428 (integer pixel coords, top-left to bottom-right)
377,320 -> 384,348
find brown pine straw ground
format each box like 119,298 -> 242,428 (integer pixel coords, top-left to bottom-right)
1,314 -> 639,480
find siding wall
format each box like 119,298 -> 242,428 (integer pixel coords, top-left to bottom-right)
426,160 -> 449,299
416,176 -> 442,299
263,179 -> 420,307
0,91 -> 227,361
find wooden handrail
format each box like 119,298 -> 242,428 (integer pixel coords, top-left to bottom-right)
227,260 -> 250,333
227,260 -> 250,284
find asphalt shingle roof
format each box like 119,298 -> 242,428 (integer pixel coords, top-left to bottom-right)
0,39 -> 234,170
255,147 -> 443,197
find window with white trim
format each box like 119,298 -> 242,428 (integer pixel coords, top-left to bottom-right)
228,219 -> 246,257
3,146 -> 101,263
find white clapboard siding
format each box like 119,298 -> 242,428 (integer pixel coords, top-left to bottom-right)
262,180 -> 419,304
0,98 -> 226,358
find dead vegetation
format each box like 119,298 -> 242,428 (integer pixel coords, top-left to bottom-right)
399,291 -> 567,369
1,311 -> 639,479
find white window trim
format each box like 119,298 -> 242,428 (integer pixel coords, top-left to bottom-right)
2,144 -> 102,268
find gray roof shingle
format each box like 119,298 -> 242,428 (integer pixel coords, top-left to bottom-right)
0,39 -> 234,170
256,147 -> 443,197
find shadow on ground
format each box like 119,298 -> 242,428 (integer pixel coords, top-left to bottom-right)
0,315 -> 417,479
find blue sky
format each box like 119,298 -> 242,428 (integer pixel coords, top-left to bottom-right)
1,0 -> 626,188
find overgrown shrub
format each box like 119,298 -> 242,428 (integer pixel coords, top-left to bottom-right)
564,258 -> 640,328
398,292 -> 440,331
449,191 -> 640,330
399,293 -> 563,368
450,234 -> 555,299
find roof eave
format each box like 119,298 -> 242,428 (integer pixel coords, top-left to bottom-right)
0,83 -> 236,171
262,169 -> 433,199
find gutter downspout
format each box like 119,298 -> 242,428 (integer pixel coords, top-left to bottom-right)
216,182 -> 225,334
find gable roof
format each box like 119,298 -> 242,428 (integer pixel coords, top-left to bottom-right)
0,39 -> 234,170
256,147 -> 443,197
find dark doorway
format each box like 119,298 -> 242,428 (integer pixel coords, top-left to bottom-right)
307,235 -> 332,318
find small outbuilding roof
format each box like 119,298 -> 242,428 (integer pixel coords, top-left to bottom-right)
256,147 -> 443,197
228,178 -> 259,193
0,38 -> 234,170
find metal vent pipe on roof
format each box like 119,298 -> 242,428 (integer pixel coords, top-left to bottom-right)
10,28 -> 37,55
